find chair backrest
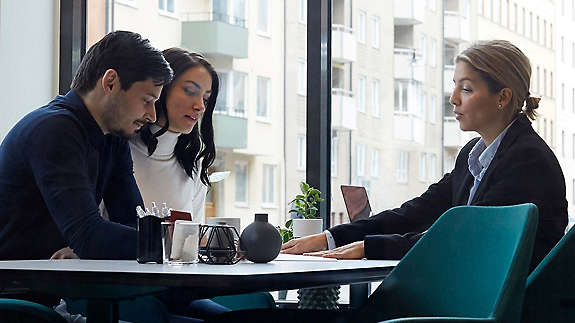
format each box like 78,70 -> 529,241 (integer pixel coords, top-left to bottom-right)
211,292 -> 276,311
0,298 -> 67,323
522,225 -> 575,323
356,203 -> 538,323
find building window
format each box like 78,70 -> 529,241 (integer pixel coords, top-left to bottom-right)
331,137 -> 338,177
562,130 -> 566,157
428,0 -> 437,11
522,7 -> 525,35
536,16 -> 540,43
297,134 -> 306,171
513,3 -> 518,31
257,0 -> 270,35
358,11 -> 366,43
479,0 -> 484,15
430,38 -> 437,67
536,66 -> 540,94
573,179 -> 575,205
297,59 -> 306,96
494,0 -> 501,23
544,118 -> 547,141
543,68 -> 547,96
419,152 -> 427,181
562,37 -> 565,62
551,120 -> 554,147
371,16 -> 380,49
572,42 -> 575,68
429,153 -> 437,181
394,81 -> 408,112
562,83 -> 566,110
358,75 -> 366,112
572,133 -> 575,159
529,12 -> 533,39
356,143 -> 365,177
422,92 -> 427,120
256,76 -> 270,119
158,0 -> 175,13
503,0 -> 509,27
396,151 -> 409,183
298,0 -> 307,24
420,34 -> 426,64
550,72 -> 554,97
572,88 -> 575,113
371,148 -> 379,178
372,79 -> 380,117
234,161 -> 248,204
430,94 -> 437,123
216,71 -> 247,117
262,164 -> 276,205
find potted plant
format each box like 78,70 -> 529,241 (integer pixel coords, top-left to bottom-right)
278,182 -> 325,242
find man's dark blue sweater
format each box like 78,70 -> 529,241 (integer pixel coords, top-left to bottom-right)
0,90 -> 143,260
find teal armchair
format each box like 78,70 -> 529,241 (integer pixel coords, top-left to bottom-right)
0,298 -> 66,323
522,225 -> 575,322
354,204 -> 538,323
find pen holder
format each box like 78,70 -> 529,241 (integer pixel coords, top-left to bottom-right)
198,224 -> 242,265
137,215 -> 163,264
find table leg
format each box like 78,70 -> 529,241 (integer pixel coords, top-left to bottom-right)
349,283 -> 370,309
87,300 -> 119,323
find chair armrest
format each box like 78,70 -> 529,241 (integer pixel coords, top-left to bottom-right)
380,318 -> 495,323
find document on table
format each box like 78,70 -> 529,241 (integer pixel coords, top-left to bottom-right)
275,254 -> 338,262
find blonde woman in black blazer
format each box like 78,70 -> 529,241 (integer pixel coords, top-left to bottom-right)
282,40 -> 567,271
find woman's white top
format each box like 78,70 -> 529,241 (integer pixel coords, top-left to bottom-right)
129,126 -> 206,223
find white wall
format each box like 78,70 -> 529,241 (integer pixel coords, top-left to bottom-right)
0,0 -> 58,141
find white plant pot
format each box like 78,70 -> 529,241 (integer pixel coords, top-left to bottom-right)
292,218 -> 323,238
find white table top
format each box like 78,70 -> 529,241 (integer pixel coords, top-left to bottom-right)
0,258 -> 399,275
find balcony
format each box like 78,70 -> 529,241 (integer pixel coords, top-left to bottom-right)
393,112 -> 425,144
394,48 -> 425,83
394,0 -> 424,25
181,12 -> 248,58
213,113 -> 248,149
332,25 -> 356,63
443,116 -> 477,148
332,89 -> 356,130
444,65 -> 455,94
444,11 -> 470,43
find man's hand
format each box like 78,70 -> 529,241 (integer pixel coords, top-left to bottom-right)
305,241 -> 365,259
50,247 -> 79,259
281,233 -> 328,254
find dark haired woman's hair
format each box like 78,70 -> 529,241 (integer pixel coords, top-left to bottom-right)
71,31 -> 173,93
139,48 -> 218,187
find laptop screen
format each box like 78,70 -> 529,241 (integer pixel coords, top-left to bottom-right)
340,185 -> 371,222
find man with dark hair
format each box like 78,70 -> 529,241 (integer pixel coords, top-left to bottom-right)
0,30 -> 173,261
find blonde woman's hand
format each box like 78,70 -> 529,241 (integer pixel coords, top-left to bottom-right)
280,233 -> 328,254
305,241 -> 365,260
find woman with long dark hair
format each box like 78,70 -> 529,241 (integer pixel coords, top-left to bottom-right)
130,47 -> 217,223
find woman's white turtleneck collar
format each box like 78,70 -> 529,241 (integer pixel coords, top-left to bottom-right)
144,124 -> 180,160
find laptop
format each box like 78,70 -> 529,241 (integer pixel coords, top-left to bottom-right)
340,185 -> 372,222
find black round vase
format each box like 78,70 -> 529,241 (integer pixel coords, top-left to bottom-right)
240,213 -> 282,263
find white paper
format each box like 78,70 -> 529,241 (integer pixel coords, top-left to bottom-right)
275,253 -> 338,262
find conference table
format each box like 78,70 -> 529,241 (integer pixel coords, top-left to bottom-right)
0,255 -> 398,323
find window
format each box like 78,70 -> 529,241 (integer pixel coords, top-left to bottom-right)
494,0 -> 501,23
562,83 -> 566,110
572,134 -> 575,159
543,20 -> 547,47
396,151 -> 409,183
544,118 -> 547,141
536,16 -> 540,43
234,162 -> 248,204
573,42 -> 575,68
372,79 -> 380,117
513,3 -> 518,31
216,71 -> 247,117
256,76 -> 270,119
422,92 -> 427,120
420,34 -> 426,64
522,8 -> 525,35
371,149 -> 379,178
429,94 -> 437,123
562,37 -> 565,62
394,81 -> 408,112
543,68 -> 547,96
429,154 -> 437,181
550,72 -> 553,97
356,143 -> 365,177
262,164 -> 276,205
158,0 -> 175,13
428,0 -> 437,11
419,152 -> 427,181
573,88 -> 575,113
358,11 -> 366,43
233,72 -> 247,116
430,38 -> 437,67
536,66 -> 540,94
297,134 -> 306,171
562,130 -> 566,157
298,0 -> 307,24
479,0 -> 484,15
573,179 -> 575,205
331,137 -> 338,176
257,0 -> 270,34
371,16 -> 380,49
550,23 -> 553,49
551,120 -> 554,147
503,0 -> 509,27
358,75 -> 366,112
297,59 -> 306,96
529,12 -> 533,39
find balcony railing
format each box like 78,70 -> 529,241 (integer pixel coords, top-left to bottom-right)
332,24 -> 356,63
394,0 -> 425,25
394,48 -> 425,83
332,88 -> 356,130
182,11 -> 247,28
444,11 -> 470,43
